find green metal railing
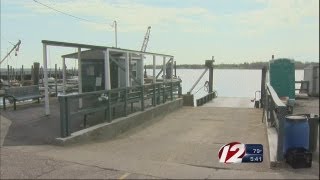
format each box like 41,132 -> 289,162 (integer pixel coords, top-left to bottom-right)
58,80 -> 182,137
263,83 -> 288,161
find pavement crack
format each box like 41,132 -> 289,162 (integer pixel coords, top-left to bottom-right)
35,167 -> 58,179
177,163 -> 232,171
58,159 -> 164,179
62,160 -> 119,172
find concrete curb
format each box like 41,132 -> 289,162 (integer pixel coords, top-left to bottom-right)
54,98 -> 183,146
0,115 -> 12,147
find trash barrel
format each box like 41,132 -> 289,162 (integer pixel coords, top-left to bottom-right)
284,115 -> 310,155
297,114 -> 319,152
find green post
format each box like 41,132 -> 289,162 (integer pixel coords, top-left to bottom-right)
157,84 -> 161,104
141,86 -> 145,111
59,96 -> 69,137
178,82 -> 182,97
107,91 -> 112,122
124,88 -> 127,116
66,97 -> 71,136
2,96 -> 6,110
170,82 -> 173,101
153,84 -> 156,106
162,83 -> 165,103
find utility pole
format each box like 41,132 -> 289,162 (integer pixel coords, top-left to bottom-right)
114,20 -> 117,48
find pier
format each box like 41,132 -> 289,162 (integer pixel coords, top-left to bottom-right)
1,96 -> 318,179
0,41 -> 319,179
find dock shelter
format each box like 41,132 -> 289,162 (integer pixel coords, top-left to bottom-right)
42,40 -> 174,115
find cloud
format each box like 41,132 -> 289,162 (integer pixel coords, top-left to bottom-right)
13,0 -> 216,33
235,0 -> 319,36
1,13 -> 35,19
11,0 -> 318,36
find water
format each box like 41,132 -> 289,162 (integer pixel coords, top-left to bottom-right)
147,69 -> 304,99
0,69 -> 304,106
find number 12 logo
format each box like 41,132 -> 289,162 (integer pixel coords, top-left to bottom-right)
218,142 -> 245,163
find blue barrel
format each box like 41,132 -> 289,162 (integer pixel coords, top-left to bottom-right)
283,115 -> 309,154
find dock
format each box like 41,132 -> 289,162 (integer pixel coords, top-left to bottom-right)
1,97 -> 318,179
0,43 -> 318,178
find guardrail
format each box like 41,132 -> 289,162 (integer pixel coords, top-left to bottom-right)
196,91 -> 216,106
58,80 -> 182,137
264,83 -> 288,161
295,80 -> 309,94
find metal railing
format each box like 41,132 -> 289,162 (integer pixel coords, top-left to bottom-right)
295,80 -> 309,94
263,83 -> 288,161
196,91 -> 216,106
58,80 -> 182,137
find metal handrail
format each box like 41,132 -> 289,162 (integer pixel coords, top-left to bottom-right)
266,83 -> 286,107
295,81 -> 309,93
58,80 -> 182,137
265,82 -> 288,161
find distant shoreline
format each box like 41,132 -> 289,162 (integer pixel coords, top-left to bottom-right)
145,61 -> 318,70
145,67 -> 307,70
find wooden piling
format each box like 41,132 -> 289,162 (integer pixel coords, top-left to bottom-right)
55,64 -> 58,96
33,62 -> 40,85
40,66 -> 43,80
260,66 -> 267,108
10,66 -> 12,82
31,65 -> 34,81
208,65 -> 213,93
7,65 -> 9,82
21,65 -> 24,84
174,61 -> 177,77
58,67 -> 61,79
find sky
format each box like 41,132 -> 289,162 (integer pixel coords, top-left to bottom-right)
1,0 -> 319,68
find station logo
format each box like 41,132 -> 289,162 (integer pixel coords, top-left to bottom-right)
218,142 -> 263,163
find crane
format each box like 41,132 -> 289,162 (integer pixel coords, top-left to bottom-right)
141,26 -> 151,52
0,40 -> 21,65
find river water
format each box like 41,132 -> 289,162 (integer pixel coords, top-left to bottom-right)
1,69 -> 304,105
147,69 -> 304,99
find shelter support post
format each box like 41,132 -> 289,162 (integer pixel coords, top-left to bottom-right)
78,48 -> 82,108
43,44 -> 50,115
62,57 -> 66,94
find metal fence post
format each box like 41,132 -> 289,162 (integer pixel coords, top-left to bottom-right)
153,84 -> 156,106
178,81 -> 182,97
162,83 -> 165,103
170,82 -> 173,101
262,92 -> 268,123
260,66 -> 267,108
107,91 -> 112,122
141,86 -> 145,111
276,106 -> 287,161
124,88 -> 127,116
270,97 -> 275,125
268,95 -> 271,123
157,84 -> 161,104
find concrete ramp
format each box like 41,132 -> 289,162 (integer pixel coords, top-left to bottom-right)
26,107 -> 271,176
1,105 -> 319,179
202,97 -> 255,108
